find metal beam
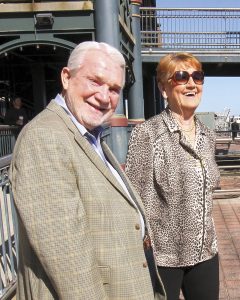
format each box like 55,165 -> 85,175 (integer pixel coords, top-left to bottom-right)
0,1 -> 93,13
141,51 -> 240,64
128,0 -> 145,121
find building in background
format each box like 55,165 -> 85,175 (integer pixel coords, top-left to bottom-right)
0,0 -> 155,163
2,1 -> 239,160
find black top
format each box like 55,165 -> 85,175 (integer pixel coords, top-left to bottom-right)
4,107 -> 28,126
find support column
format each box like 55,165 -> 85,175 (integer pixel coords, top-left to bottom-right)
31,63 -> 46,116
128,0 -> 145,123
95,0 -> 129,165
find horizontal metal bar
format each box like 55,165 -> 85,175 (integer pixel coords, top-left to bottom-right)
214,189 -> 240,193
141,8 -> 240,11
1,281 -> 17,300
0,1 -> 93,13
141,49 -> 240,54
141,31 -> 230,34
0,155 -> 12,169
218,165 -> 240,169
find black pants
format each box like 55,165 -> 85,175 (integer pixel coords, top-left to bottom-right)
144,246 -> 163,293
157,254 -> 219,300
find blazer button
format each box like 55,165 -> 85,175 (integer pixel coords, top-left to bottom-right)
135,224 -> 140,230
143,262 -> 148,268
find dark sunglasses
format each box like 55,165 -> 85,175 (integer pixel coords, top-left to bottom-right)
169,71 -> 204,85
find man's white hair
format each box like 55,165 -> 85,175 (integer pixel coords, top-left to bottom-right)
67,41 -> 126,84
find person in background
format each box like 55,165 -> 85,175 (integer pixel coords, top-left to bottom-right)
126,52 -> 220,300
10,41 -> 165,300
231,119 -> 239,140
4,97 -> 28,126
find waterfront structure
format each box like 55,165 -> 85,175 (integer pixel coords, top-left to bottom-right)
1,2 -> 240,161
0,0 -> 151,163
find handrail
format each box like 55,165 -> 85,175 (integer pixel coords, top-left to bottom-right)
0,126 -> 19,158
140,8 -> 240,51
0,155 -> 18,299
0,155 -> 12,170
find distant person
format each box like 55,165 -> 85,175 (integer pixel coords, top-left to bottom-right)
231,120 -> 239,140
4,97 -> 28,127
126,52 -> 220,300
10,41 -> 166,300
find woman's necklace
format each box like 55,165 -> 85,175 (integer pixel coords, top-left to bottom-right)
183,125 -> 196,146
178,120 -> 196,145
181,122 -> 195,132
172,112 -> 196,143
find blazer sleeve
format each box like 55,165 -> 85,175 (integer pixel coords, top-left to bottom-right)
125,124 -> 153,197
10,126 -> 108,299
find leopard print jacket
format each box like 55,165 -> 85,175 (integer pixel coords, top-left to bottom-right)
125,108 -> 220,267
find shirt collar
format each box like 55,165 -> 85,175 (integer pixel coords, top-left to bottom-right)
162,106 -> 206,136
54,93 -> 103,141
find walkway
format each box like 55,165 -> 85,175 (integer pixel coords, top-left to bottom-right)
179,194 -> 240,300
216,141 -> 240,299
214,195 -> 240,299
179,140 -> 240,299
206,140 -> 240,299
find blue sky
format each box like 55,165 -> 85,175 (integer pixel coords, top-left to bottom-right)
156,0 -> 240,8
156,0 -> 240,116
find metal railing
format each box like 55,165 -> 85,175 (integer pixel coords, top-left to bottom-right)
0,126 -> 19,158
140,8 -> 240,51
0,155 -> 18,300
216,130 -> 240,141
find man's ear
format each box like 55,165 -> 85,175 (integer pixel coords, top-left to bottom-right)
61,67 -> 71,89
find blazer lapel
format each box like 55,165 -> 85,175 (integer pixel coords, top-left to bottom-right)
46,100 -> 132,201
101,141 -> 147,217
74,133 -> 127,192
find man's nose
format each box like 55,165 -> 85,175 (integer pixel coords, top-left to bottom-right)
95,85 -> 110,103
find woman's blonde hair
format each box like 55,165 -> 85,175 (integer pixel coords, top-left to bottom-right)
156,52 -> 202,88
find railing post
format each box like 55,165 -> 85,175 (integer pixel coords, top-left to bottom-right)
128,0 -> 145,123
94,0 -> 129,164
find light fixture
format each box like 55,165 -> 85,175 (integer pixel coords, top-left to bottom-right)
20,46 -> 23,51
36,44 -> 40,50
35,13 -> 54,28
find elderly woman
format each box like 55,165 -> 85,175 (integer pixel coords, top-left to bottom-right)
126,52 -> 220,300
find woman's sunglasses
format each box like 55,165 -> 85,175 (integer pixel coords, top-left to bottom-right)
168,71 -> 204,85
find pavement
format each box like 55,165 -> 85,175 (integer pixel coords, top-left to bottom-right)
208,140 -> 240,299
178,193 -> 240,300
179,140 -> 240,300
216,140 -> 240,299
214,195 -> 240,300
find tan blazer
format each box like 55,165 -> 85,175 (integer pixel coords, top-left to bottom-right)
10,100 -> 165,300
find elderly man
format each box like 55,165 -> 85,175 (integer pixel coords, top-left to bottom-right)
10,41 -> 165,299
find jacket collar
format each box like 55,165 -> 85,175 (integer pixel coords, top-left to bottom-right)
161,106 -> 207,137
46,100 -> 141,210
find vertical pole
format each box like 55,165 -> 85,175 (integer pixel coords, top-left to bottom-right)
31,63 -> 46,116
128,0 -> 145,123
95,0 -> 129,165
